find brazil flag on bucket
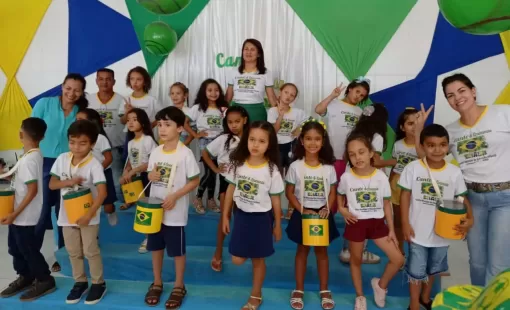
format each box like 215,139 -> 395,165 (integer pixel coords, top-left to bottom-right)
135,209 -> 152,226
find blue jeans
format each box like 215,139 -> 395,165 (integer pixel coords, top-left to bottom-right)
405,242 -> 448,282
111,146 -> 124,203
467,189 -> 510,286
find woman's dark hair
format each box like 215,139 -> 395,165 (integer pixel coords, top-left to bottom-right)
344,131 -> 375,167
344,79 -> 370,104
441,73 -> 475,97
238,38 -> 266,74
77,108 -> 111,145
292,121 -> 335,165
352,103 -> 389,152
194,79 -> 229,112
62,73 -> 88,110
126,108 -> 157,144
126,66 -> 152,93
170,82 -> 189,107
395,108 -> 419,141
229,121 -> 280,176
223,105 -> 250,151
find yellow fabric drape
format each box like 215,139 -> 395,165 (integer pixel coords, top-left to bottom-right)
0,1 -> 51,151
495,31 -> 510,105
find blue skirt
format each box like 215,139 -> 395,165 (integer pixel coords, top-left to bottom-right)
285,207 -> 340,245
229,208 -> 274,258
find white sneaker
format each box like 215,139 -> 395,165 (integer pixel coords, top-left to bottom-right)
371,278 -> 387,307
354,296 -> 367,310
138,238 -> 148,254
107,212 -> 118,226
339,249 -> 350,263
362,250 -> 381,264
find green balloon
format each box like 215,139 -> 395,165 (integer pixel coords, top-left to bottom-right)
438,0 -> 510,35
143,22 -> 178,56
137,0 -> 191,15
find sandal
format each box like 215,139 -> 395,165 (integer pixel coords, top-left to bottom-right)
207,199 -> 220,213
119,203 -> 133,211
242,296 -> 262,310
319,290 -> 335,310
211,258 -> 222,272
51,262 -> 61,273
144,283 -> 163,306
193,197 -> 206,215
290,290 -> 304,310
165,286 -> 187,310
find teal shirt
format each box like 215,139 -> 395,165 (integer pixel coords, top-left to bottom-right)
31,96 -> 79,158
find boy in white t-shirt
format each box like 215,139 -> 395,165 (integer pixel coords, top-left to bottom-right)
49,120 -> 107,305
399,124 -> 473,310
144,107 -> 200,308
0,118 -> 56,301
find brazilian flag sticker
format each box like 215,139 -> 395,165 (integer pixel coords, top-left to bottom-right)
135,210 -> 152,226
309,224 -> 324,236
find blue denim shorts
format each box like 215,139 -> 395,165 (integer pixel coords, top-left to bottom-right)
405,242 -> 449,281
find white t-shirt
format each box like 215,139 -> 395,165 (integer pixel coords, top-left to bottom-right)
188,105 -> 224,139
226,162 -> 284,212
12,150 -> 44,226
228,69 -> 274,104
206,134 -> 240,177
321,100 -> 362,159
285,160 -> 337,210
447,105 -> 510,183
338,169 -> 391,220
86,93 -> 125,147
91,134 -> 112,169
128,135 -> 158,169
119,94 -> 159,132
148,144 -> 200,226
267,107 -> 307,144
398,160 -> 468,247
50,153 -> 106,227
391,139 -> 418,174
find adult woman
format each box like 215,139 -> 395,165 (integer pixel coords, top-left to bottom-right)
226,38 -> 278,122
31,73 -> 88,272
415,73 -> 510,286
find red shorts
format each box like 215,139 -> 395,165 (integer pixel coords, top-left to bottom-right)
343,218 -> 389,242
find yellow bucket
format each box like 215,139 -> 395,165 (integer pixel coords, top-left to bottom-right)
122,177 -> 145,204
63,188 -> 93,224
0,186 -> 14,219
435,200 -> 466,240
302,214 -> 329,246
133,197 -> 164,234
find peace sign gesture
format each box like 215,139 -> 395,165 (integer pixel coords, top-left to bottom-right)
330,83 -> 347,98
415,103 -> 434,133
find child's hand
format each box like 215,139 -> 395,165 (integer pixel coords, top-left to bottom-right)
68,176 -> 85,187
273,225 -> 282,242
124,98 -> 133,112
217,163 -> 228,174
162,193 -> 178,210
387,230 -> 399,248
318,208 -> 329,219
120,172 -> 131,185
330,83 -> 346,98
0,213 -> 16,225
403,223 -> 415,242
302,208 -> 315,215
454,217 -> 473,237
339,208 -> 357,224
148,168 -> 161,182
414,103 -> 434,133
197,131 -> 208,138
76,214 -> 92,226
222,216 -> 230,235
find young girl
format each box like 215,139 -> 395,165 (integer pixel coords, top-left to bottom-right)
76,108 -> 118,226
118,108 -> 158,253
390,108 -> 419,255
285,120 -> 339,310
222,121 -> 284,310
202,106 -> 250,272
169,82 -> 195,146
189,79 -> 229,214
337,132 -> 404,310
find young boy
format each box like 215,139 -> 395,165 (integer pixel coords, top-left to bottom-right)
398,124 -> 474,310
49,120 -> 107,305
0,117 -> 56,301
144,107 -> 199,308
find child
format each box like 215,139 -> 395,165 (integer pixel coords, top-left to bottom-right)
49,120 -> 107,305
144,107 -> 200,309
267,83 -> 306,219
222,121 -> 284,310
337,131 -> 404,310
0,118 -> 56,301
76,108 -> 118,226
118,108 -> 158,253
202,106 -> 250,272
389,108 -> 419,255
285,120 -> 339,310
399,124 -> 473,310
189,79 -> 229,214
169,82 -> 195,146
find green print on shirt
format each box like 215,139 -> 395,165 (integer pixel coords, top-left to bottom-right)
397,155 -> 415,166
98,110 -> 114,126
421,182 -> 444,203
238,179 -> 259,200
344,114 -> 359,126
280,119 -> 294,133
206,115 -> 222,129
355,191 -> 377,208
237,78 -> 256,89
135,209 -> 152,226
155,162 -> 173,185
304,177 -> 325,198
130,148 -> 140,167
456,136 -> 488,159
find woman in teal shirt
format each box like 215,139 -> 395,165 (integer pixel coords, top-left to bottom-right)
31,73 -> 88,272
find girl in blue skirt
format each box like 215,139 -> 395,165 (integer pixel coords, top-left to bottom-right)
222,121 -> 284,310
285,120 -> 339,310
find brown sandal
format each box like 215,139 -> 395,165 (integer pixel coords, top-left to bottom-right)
165,286 -> 187,310
145,283 -> 163,306
211,258 -> 222,272
119,203 -> 132,211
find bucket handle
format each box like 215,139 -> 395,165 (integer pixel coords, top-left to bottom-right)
298,160 -> 330,216
0,149 -> 40,189
423,158 -> 464,206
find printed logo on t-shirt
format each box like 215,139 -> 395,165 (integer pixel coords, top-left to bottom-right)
280,119 -> 294,133
130,148 -> 140,167
416,177 -> 446,206
206,116 -> 222,129
397,155 -> 415,166
238,179 -> 259,199
238,78 -> 256,89
154,162 -> 173,186
355,190 -> 378,208
344,114 -> 359,126
456,135 -> 489,159
98,110 -> 115,127
304,176 -> 325,200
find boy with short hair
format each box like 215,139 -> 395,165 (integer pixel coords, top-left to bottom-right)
399,124 -> 474,310
144,107 -> 200,309
0,117 -> 56,301
49,120 -> 107,305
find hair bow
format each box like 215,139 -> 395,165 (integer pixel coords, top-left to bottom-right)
355,76 -> 371,85
362,105 -> 375,117
300,117 -> 327,131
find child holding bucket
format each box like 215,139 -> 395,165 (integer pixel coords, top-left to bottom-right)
0,117 -> 56,301
49,120 -> 107,305
144,106 -> 200,309
222,121 -> 284,310
169,82 -> 195,146
337,130 -> 404,309
76,108 -> 118,226
398,124 -> 473,310
285,119 -> 339,310
202,105 -> 250,272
